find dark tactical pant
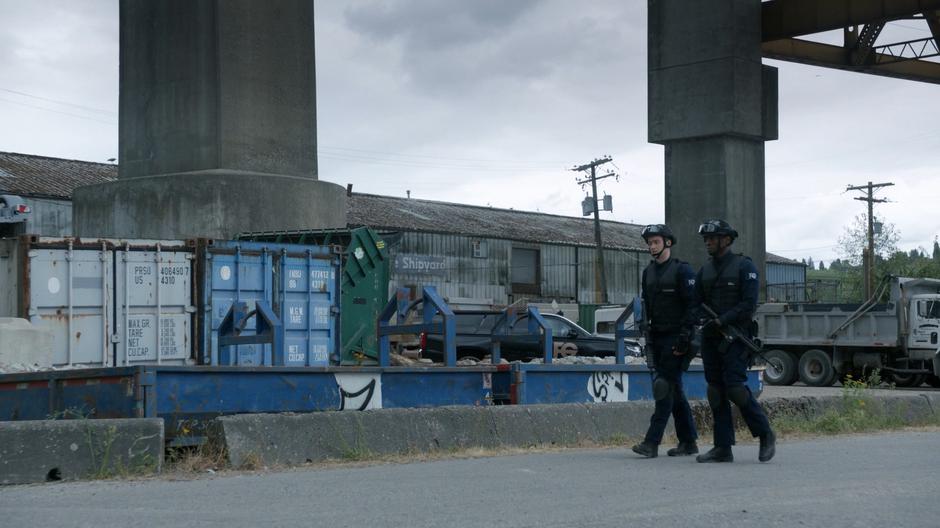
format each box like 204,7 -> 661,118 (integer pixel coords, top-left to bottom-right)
644,333 -> 698,445
701,335 -> 772,447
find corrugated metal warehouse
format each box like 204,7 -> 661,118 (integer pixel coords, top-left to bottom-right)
0,150 -> 806,307
346,193 -> 646,306
0,152 -> 114,237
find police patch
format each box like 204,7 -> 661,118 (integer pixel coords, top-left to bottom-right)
747,272 -> 757,280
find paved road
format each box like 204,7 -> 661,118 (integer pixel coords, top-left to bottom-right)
2,431 -> 939,527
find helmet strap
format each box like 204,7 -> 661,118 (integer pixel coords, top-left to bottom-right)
651,241 -> 670,261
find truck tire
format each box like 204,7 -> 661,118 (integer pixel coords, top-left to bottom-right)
927,375 -> 940,388
798,349 -> 836,387
890,372 -> 926,388
763,349 -> 798,386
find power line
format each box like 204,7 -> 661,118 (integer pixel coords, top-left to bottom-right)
318,151 -> 561,172
0,97 -> 117,126
0,87 -> 117,116
319,145 -> 567,166
768,245 -> 839,253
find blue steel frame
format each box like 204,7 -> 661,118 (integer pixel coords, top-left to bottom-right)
614,296 -> 643,364
218,301 -> 285,366
490,305 -> 553,364
377,286 -> 457,366
0,365 -> 505,443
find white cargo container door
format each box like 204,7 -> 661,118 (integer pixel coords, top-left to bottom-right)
27,246 -> 112,366
114,246 -> 194,365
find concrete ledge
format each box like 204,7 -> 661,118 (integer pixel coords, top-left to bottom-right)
73,170 -> 347,239
213,393 -> 940,467
0,419 -> 164,485
215,403 -> 668,467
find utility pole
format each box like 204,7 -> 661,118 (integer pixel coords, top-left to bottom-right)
846,181 -> 893,299
573,156 -> 617,304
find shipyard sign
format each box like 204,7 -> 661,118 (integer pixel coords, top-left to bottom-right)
394,254 -> 447,276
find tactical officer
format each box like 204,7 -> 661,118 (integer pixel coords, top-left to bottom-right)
694,219 -> 775,463
631,224 -> 699,458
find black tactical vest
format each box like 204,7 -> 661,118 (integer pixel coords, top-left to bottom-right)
700,253 -> 744,315
644,258 -> 684,332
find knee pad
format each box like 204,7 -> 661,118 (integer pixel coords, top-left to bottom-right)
653,378 -> 671,401
727,385 -> 750,408
706,384 -> 723,410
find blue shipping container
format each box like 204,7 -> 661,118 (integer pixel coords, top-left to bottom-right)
279,249 -> 339,366
202,241 -> 340,366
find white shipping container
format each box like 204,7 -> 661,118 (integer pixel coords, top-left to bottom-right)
0,237 -> 195,368
113,244 -> 195,366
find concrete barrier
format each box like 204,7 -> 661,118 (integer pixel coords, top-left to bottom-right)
215,402 -> 667,467
0,419 -> 164,485
213,393 -> 940,467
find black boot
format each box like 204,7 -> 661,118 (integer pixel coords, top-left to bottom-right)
759,430 -> 776,462
696,446 -> 733,463
631,441 -> 658,458
666,442 -> 699,457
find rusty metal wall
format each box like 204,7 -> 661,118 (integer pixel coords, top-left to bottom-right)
385,231 -> 644,307
388,232 -> 511,305
21,197 -> 73,236
577,247 -> 644,304
539,244 -> 577,301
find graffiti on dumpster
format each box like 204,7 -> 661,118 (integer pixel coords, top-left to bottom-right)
335,373 -> 383,411
588,371 -> 628,402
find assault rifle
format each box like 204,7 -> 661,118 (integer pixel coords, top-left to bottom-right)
700,304 -> 766,361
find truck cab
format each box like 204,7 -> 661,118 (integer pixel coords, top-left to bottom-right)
907,294 -> 940,351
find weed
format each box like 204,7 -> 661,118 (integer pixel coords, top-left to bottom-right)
167,442 -> 229,473
772,369 -> 938,435
606,433 -> 628,445
46,407 -> 94,420
238,451 -> 264,470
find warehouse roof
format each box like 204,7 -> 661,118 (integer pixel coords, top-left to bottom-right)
0,150 -> 800,261
764,253 -> 805,265
0,151 -> 116,200
348,192 -> 647,250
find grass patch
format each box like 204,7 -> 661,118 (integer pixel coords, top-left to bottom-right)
166,442 -> 229,473
771,370 -> 940,435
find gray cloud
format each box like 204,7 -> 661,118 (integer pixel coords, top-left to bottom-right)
0,1 -> 937,263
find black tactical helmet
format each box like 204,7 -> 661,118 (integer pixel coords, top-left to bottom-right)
641,224 -> 676,245
698,219 -> 738,240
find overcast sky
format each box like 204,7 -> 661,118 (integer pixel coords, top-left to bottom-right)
1,1 -> 938,265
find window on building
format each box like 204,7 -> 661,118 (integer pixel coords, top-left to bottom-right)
472,239 -> 488,258
511,247 -> 540,294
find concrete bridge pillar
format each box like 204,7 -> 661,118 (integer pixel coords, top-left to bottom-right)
74,0 -> 346,240
648,0 -> 777,274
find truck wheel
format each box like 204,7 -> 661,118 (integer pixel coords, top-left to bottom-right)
891,372 -> 926,388
763,349 -> 798,386
927,375 -> 940,388
798,349 -> 835,387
